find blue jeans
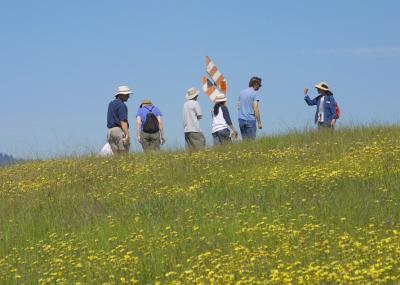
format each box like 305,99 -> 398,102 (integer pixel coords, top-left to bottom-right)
239,119 -> 256,139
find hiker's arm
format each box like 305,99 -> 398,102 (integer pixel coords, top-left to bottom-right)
304,87 -> 318,105
304,94 -> 317,106
304,96 -> 318,106
221,106 -> 238,138
329,98 -> 337,126
228,124 -> 238,138
253,101 -> 262,129
157,116 -> 165,144
330,98 -> 338,119
195,103 -> 203,119
136,117 -> 142,143
120,121 -> 129,141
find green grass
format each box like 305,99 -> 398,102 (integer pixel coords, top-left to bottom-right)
0,126 -> 399,284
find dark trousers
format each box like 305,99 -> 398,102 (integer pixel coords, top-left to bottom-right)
212,128 -> 231,145
317,123 -> 334,130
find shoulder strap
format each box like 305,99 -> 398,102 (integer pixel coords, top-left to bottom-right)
144,106 -> 154,112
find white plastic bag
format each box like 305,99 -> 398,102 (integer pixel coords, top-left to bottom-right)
99,142 -> 113,156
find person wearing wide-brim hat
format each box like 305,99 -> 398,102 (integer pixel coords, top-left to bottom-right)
106,85 -> 133,154
136,99 -> 165,152
211,94 -> 238,145
304,82 -> 338,129
183,87 -> 206,151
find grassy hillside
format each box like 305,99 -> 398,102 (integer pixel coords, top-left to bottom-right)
1,126 -> 399,284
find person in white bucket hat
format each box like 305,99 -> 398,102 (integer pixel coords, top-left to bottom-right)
106,85 -> 133,153
183,87 -> 206,151
211,94 -> 238,145
304,82 -> 338,129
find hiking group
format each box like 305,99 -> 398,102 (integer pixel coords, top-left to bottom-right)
104,77 -> 340,155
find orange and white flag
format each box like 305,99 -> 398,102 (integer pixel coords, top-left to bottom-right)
202,76 -> 219,102
202,56 -> 227,102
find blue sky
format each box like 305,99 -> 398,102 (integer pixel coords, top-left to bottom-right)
1,0 -> 399,158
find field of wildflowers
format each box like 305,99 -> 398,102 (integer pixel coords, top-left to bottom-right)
0,126 -> 399,284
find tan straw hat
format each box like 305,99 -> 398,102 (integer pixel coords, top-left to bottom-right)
186,87 -> 200,100
141,99 -> 153,106
115,85 -> 133,96
214,93 -> 227,103
314,82 -> 331,93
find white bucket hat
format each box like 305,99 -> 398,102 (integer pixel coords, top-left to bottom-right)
214,94 -> 227,103
314,82 -> 332,93
186,87 -> 200,100
115,85 -> 133,96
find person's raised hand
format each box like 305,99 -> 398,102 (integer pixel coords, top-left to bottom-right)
304,88 -> 309,95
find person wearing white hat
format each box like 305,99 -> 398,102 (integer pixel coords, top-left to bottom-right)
183,87 -> 206,151
304,82 -> 338,129
211,94 -> 238,145
106,85 -> 133,153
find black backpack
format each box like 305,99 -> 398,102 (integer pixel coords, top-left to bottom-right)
142,106 -> 160,133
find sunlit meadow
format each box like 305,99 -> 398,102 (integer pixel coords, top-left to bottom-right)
1,126 -> 399,284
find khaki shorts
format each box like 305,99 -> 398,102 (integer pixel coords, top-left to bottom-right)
141,131 -> 161,152
184,132 -> 206,151
107,127 -> 130,153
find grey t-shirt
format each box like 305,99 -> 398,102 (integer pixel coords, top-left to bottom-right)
183,100 -> 203,133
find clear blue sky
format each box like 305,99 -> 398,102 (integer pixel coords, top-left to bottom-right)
1,0 -> 399,158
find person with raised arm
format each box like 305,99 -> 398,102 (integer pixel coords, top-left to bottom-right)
304,82 -> 338,129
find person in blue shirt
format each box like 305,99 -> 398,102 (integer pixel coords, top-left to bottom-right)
107,85 -> 132,153
237,76 -> 263,139
304,82 -> 338,129
136,100 -> 165,152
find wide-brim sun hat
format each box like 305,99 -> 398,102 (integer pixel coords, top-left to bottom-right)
115,85 -> 133,96
214,93 -> 227,103
314,82 -> 332,93
141,99 -> 153,106
186,87 -> 200,100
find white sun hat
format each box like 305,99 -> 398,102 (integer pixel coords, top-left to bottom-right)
214,93 -> 227,103
115,85 -> 133,96
186,87 -> 200,100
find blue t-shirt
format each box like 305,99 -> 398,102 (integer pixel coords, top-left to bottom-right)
107,98 -> 128,128
136,105 -> 162,130
238,87 -> 260,121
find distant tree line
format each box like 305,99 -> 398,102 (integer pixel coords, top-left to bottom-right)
0,153 -> 21,166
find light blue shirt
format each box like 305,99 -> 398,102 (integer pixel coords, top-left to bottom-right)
238,87 -> 260,120
136,105 -> 162,130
